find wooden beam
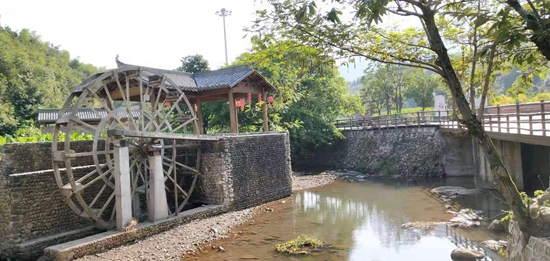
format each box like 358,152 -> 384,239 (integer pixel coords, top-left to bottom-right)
228,88 -> 237,133
263,88 -> 268,132
196,94 -> 204,134
199,87 -> 231,98
233,84 -> 263,94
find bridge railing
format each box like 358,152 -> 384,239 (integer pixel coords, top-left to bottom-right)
336,110 -> 461,130
337,102 -> 550,137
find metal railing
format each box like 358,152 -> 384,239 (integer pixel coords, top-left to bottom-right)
336,101 -> 550,137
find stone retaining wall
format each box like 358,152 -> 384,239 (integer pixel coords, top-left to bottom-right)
301,127 -> 448,177
0,132 -> 292,259
199,132 -> 292,209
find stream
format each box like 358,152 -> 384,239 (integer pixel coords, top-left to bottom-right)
190,177 -> 508,261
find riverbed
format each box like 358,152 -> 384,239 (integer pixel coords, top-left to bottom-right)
187,178 -> 507,261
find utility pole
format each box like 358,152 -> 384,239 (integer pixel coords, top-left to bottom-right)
216,8 -> 231,65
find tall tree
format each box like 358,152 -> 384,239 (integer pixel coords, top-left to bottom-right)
252,0 -> 534,244
405,70 -> 440,111
176,54 -> 210,73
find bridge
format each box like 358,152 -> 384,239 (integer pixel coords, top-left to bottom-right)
336,101 -> 550,147
329,101 -> 550,192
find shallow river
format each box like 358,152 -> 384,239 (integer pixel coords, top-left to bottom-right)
192,178 -> 508,261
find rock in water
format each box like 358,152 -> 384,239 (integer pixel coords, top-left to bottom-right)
450,248 -> 485,261
481,240 -> 507,251
487,219 -> 505,232
431,186 -> 481,198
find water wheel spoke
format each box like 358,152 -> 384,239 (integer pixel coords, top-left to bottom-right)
97,191 -> 116,218
162,156 -> 199,173
74,167 -> 114,194
75,159 -> 114,184
70,116 -> 98,134
165,173 -> 189,199
113,71 -> 139,130
89,183 -> 108,208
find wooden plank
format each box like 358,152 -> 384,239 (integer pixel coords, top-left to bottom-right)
107,129 -> 219,140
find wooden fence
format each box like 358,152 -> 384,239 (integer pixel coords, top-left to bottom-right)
336,101 -> 550,137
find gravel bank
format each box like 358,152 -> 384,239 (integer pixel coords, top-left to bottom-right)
77,172 -> 335,260
77,209 -> 253,261
292,171 -> 337,191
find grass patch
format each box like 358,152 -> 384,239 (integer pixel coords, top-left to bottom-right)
275,235 -> 324,254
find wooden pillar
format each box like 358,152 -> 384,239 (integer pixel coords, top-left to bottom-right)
235,104 -> 240,133
228,88 -> 237,133
113,138 -> 132,231
262,88 -> 268,132
196,95 -> 204,135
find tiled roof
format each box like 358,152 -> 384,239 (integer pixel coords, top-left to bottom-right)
37,108 -> 140,124
113,61 -> 267,92
72,61 -> 275,94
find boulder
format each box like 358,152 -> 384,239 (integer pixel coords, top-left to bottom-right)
450,248 -> 485,261
431,186 -> 481,199
481,240 -> 507,252
487,219 -> 505,232
539,206 -> 550,223
536,189 -> 550,206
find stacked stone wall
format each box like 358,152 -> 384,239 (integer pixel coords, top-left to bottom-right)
301,127 -> 446,178
227,133 -> 292,210
0,133 -> 292,259
198,132 -> 292,209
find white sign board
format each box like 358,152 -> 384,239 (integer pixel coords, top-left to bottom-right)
433,91 -> 447,117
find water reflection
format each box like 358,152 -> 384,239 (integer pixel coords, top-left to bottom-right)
198,179 -> 505,261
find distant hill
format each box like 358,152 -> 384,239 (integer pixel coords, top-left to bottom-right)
347,77 -> 363,95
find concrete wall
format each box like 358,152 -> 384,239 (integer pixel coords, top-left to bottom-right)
475,140 -> 524,190
439,136 -> 475,177
521,144 -> 550,192
0,132 -> 292,259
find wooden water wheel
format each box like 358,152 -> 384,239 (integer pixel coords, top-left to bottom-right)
52,66 -> 202,229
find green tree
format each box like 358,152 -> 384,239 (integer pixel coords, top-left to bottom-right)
204,36 -> 362,164
503,0 -> 550,60
0,25 -> 100,135
252,0 -> 534,242
176,54 -> 210,73
405,70 -> 440,111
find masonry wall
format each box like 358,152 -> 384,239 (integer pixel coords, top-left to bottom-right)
1,133 -> 292,259
0,142 -> 101,258
301,127 -> 447,178
199,132 -> 292,209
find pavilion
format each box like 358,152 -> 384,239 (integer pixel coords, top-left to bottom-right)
37,60 -> 276,134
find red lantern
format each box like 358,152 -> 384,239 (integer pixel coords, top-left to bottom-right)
267,96 -> 274,103
247,93 -> 252,105
257,94 -> 262,103
240,98 -> 245,111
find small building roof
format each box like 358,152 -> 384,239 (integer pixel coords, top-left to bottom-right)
37,108 -> 139,124
108,60 -> 275,93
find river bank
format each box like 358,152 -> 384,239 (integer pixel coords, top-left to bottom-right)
76,172 -> 336,261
